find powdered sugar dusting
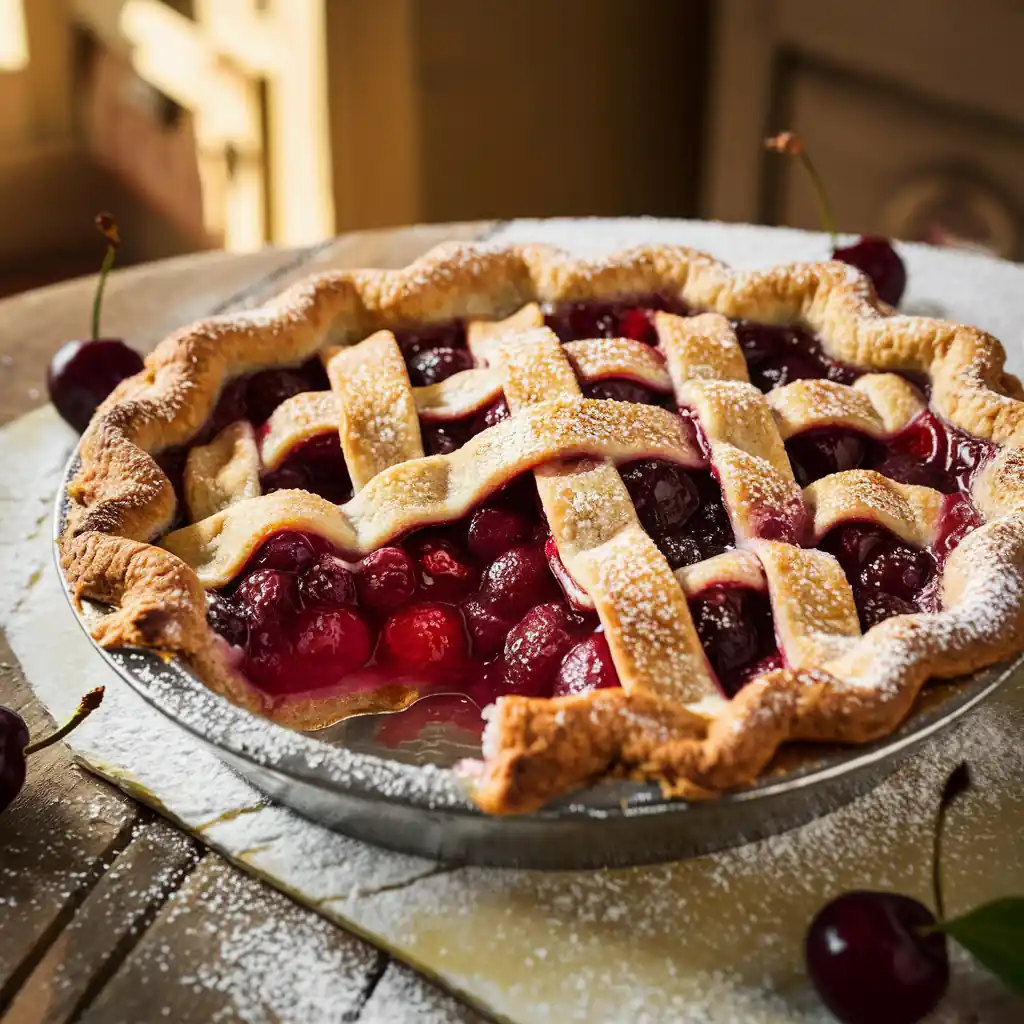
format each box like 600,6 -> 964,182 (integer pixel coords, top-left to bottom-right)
4,219 -> 1024,1023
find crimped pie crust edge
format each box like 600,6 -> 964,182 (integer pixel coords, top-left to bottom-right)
57,241 -> 1024,813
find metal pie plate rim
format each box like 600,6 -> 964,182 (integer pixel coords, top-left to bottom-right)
53,450 -> 1023,863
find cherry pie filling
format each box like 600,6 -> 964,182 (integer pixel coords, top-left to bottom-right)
187,299 -> 992,732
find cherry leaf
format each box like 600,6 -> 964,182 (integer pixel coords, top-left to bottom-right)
938,897 -> 1024,993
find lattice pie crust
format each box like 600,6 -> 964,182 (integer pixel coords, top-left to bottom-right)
59,243 -> 1024,814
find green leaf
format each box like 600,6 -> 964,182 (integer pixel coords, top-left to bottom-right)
938,897 -> 1024,994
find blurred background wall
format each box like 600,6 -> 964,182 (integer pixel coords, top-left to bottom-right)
0,0 -> 1022,298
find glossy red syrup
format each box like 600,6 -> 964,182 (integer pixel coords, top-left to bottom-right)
206,461 -> 766,710
194,298 -> 992,726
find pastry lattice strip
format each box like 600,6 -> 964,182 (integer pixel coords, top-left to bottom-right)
60,242 -> 1024,812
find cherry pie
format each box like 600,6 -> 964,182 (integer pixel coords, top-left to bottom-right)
60,243 -> 1024,814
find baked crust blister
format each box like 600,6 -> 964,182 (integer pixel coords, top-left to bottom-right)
58,242 -> 1024,815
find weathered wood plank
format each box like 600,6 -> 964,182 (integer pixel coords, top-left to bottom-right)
4,821 -> 199,1024
358,961 -> 491,1024
78,856 -> 383,1024
0,636 -> 138,1013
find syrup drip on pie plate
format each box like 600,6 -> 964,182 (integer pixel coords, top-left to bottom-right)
59,243 -> 1024,815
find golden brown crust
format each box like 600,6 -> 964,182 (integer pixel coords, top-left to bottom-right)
57,241 -> 1024,812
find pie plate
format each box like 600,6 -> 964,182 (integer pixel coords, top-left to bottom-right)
53,451 -> 1021,869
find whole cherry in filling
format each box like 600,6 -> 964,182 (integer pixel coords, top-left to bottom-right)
689,587 -> 778,696
821,523 -> 936,630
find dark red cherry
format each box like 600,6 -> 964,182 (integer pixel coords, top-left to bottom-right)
618,307 -> 657,344
553,633 -> 620,696
833,237 -> 907,307
820,523 -> 889,578
691,587 -> 771,693
235,569 -> 297,627
656,533 -> 704,569
786,429 -> 869,486
582,379 -> 661,404
393,323 -> 465,358
206,592 -> 249,648
857,592 -> 917,630
544,301 -> 618,341
934,495 -> 982,563
47,338 -> 145,433
1,690 -> 104,815
859,543 -> 933,602
421,420 -> 473,456
247,532 -> 319,574
382,602 -> 468,671
297,557 -> 358,609
406,346 -> 473,387
462,596 -> 515,658
479,544 -> 558,621
411,537 -> 477,601
357,547 -> 417,610
260,463 -> 309,494
244,369 -> 311,425
869,452 -> 947,491
620,460 -> 699,537
466,507 -> 531,561
682,472 -> 736,559
288,433 -> 353,504
805,891 -> 948,1024
470,398 -> 510,436
290,607 -> 372,689
501,603 -> 573,696
0,707 -> 30,815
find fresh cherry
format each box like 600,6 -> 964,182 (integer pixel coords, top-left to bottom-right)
553,633 -> 620,696
765,132 -> 906,306
0,708 -> 30,815
806,892 -> 948,1024
0,690 -> 105,815
382,602 -> 468,671
46,214 -> 146,433
47,338 -> 145,434
803,765 -> 984,1024
406,346 -> 473,387
832,236 -> 907,308
356,547 -> 417,610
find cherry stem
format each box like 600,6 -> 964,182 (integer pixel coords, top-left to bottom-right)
931,762 -> 971,923
764,132 -> 838,246
91,213 -> 120,340
24,687 -> 105,756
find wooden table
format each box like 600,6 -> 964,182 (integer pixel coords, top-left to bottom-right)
0,224 -> 496,1024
